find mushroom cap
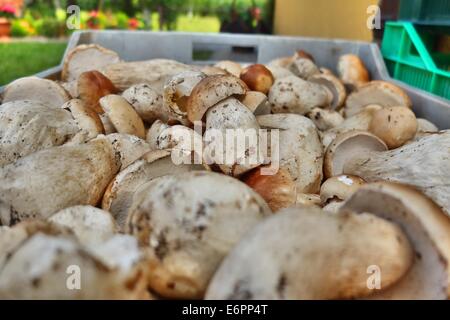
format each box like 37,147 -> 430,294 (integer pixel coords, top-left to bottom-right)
309,73 -> 347,110
337,54 -> 370,90
186,74 -> 248,123
104,133 -> 151,170
204,98 -> 263,176
146,120 -> 171,149
266,65 -> 295,80
99,112 -> 116,134
0,100 -> 79,166
2,77 -> 70,108
62,99 -> 105,139
257,114 -> 324,194
48,205 -> 118,246
206,206 -> 413,299
324,130 -> 388,178
200,65 -> 229,76
77,70 -> 118,114
214,60 -> 242,78
240,64 -> 274,94
288,57 -> 320,79
269,75 -> 331,115
240,91 -> 269,115
417,118 -> 438,133
125,171 -> 271,299
343,182 -> 450,299
369,106 -> 418,149
294,50 -> 315,62
122,84 -> 167,123
102,150 -> 204,229
163,71 -> 206,119
345,81 -> 412,117
62,44 -> 121,82
242,166 -> 297,212
307,107 -> 344,131
99,95 -> 146,139
320,175 -> 365,203
267,56 -> 295,69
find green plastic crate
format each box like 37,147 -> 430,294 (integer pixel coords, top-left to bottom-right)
399,0 -> 450,26
382,21 -> 450,99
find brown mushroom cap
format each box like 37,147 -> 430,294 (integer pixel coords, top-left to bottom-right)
240,64 -> 275,94
62,44 -> 121,82
77,70 -> 118,114
320,175 -> 365,204
240,91 -> 269,115
369,106 -> 418,149
337,54 -> 370,90
214,60 -> 242,78
345,81 -> 412,117
343,182 -> 450,299
2,77 -> 70,108
99,95 -> 146,139
242,166 -> 297,212
324,130 -> 388,178
186,74 -> 248,123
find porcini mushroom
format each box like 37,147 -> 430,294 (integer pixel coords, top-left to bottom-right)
214,60 -> 242,78
345,81 -> 412,117
324,130 -> 450,215
62,44 -> 121,82
307,107 -> 344,131
99,95 -> 146,139
125,171 -> 271,299
288,57 -> 320,80
62,99 -> 104,140
240,64 -> 274,94
104,133 -> 151,169
206,205 -> 413,299
337,54 -> 370,91
257,114 -> 323,194
77,70 -> 118,113
240,91 -> 270,115
369,106 -> 418,149
320,175 -> 365,210
0,100 -> 79,166
186,74 -> 248,123
343,182 -> 450,299
268,75 -> 331,115
309,73 -> 346,110
1,77 -> 70,108
122,84 -> 166,124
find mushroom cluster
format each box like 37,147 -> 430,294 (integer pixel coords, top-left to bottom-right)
0,44 -> 449,300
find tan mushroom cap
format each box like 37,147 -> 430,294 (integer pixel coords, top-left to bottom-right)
337,54 -> 370,90
62,99 -> 105,139
1,77 -> 70,108
77,70 -> 118,114
105,133 -> 151,170
200,65 -> 229,76
369,106 -> 418,149
309,73 -> 347,110
240,91 -> 269,115
214,60 -> 242,78
206,206 -> 413,299
122,84 -> 168,124
99,95 -> 146,139
343,182 -> 450,299
242,166 -> 297,212
186,74 -> 248,123
61,44 -> 121,82
289,57 -> 320,79
320,175 -> 365,204
345,80 -> 412,117
324,130 -> 388,178
240,64 -> 274,94
48,205 -> 118,246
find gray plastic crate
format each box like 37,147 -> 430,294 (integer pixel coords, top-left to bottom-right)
2,30 -> 449,128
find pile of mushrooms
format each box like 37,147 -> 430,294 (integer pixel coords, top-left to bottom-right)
0,44 -> 449,300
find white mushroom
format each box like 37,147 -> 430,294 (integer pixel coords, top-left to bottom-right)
343,182 -> 450,299
104,133 -> 151,170
337,54 -> 370,91
1,77 -> 70,108
307,107 -> 344,131
288,57 -> 320,79
266,65 -> 295,80
0,137 -> 120,225
48,205 -> 118,246
122,84 -> 167,124
206,205 -> 413,299
0,100 -> 79,166
125,171 -> 271,298
257,114 -> 324,194
102,150 -> 205,229
214,60 -> 242,78
268,75 -> 331,115
62,44 -> 121,82
62,99 -> 104,140
324,130 -> 450,215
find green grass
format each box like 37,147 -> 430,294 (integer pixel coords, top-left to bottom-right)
0,42 -> 67,86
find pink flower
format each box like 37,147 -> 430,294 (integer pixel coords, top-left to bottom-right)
128,18 -> 139,29
0,3 -> 17,15
89,10 -> 99,18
